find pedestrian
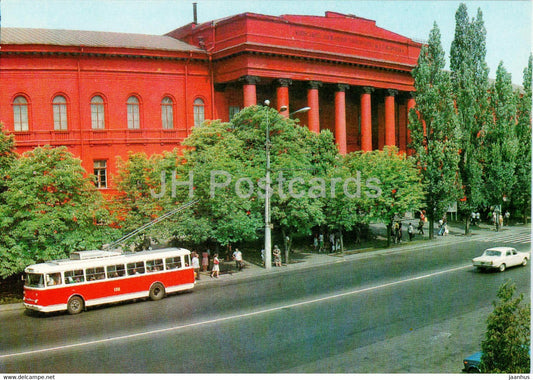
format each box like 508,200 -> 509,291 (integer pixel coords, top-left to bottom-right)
393,221 -> 400,243
318,233 -> 324,252
504,211 -> 510,226
499,214 -> 504,228
273,245 -> 282,267
329,233 -> 335,252
417,219 -> 424,235
192,252 -> 200,281
233,248 -> 243,271
201,250 -> 209,272
408,223 -> 414,241
210,254 -> 220,278
438,219 -> 444,236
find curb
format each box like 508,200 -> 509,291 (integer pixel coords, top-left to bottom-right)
2,224 -> 528,313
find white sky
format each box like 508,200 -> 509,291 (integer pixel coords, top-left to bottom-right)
1,0 -> 531,83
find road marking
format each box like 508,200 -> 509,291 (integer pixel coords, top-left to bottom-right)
0,264 -> 471,360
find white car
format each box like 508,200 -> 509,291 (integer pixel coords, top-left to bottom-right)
472,247 -> 530,272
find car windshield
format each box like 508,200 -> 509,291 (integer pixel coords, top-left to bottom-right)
484,250 -> 502,257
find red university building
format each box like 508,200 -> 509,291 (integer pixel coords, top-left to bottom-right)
0,11 -> 421,191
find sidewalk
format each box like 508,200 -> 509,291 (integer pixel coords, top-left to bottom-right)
2,221 -> 529,312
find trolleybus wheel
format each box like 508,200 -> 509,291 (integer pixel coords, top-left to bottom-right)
67,296 -> 84,315
149,283 -> 165,301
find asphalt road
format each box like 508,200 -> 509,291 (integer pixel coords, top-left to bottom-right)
0,235 -> 530,373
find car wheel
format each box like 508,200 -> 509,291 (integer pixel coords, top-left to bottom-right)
522,258 -> 528,266
467,367 -> 480,373
498,264 -> 506,272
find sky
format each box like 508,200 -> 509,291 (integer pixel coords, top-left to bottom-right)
0,0 -> 531,83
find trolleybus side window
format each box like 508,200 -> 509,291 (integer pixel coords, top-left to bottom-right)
165,256 -> 182,270
146,259 -> 163,272
86,266 -> 105,281
127,261 -> 145,275
65,269 -> 84,284
46,273 -> 62,287
26,273 -> 45,288
107,264 -> 126,278
184,255 -> 191,267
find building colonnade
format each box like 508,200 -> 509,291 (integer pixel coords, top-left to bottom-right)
239,75 -> 416,154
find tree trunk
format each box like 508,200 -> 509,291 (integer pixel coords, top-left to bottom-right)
282,229 -> 291,265
386,222 -> 392,247
429,218 -> 435,239
339,228 -> 344,255
464,215 -> 471,236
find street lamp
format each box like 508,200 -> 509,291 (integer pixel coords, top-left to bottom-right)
264,100 -> 273,269
279,105 -> 311,118
263,101 -> 310,269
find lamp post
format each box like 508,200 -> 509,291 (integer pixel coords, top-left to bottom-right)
263,101 -> 310,269
264,100 -> 272,269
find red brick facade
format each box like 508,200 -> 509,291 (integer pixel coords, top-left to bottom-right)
0,12 -> 421,191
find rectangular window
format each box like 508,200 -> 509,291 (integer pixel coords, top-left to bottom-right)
86,267 -> 105,281
93,160 -> 107,189
53,103 -> 68,130
165,256 -> 182,270
46,273 -> 62,287
91,103 -> 105,129
106,264 -> 126,278
127,262 -> 145,275
146,259 -> 164,272
65,270 -> 84,284
229,106 -> 240,120
127,104 -> 140,129
13,104 -> 29,131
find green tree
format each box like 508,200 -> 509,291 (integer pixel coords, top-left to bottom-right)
0,146 -> 117,277
0,124 -> 17,194
346,147 -> 424,247
409,22 -> 462,239
481,280 -> 530,373
180,118 -> 263,250
513,54 -> 532,223
450,4 -> 491,234
483,62 -> 519,229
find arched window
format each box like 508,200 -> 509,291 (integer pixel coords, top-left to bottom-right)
53,95 -> 68,130
91,96 -> 105,130
161,97 -> 174,129
127,96 -> 140,129
193,98 -> 205,127
13,96 -> 29,131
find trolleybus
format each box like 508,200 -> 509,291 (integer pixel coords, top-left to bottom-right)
23,248 -> 194,314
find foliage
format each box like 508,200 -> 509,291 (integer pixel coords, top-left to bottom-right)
450,4 -> 491,233
481,280 -> 530,373
513,54 -> 532,222
0,146 -> 118,277
345,147 -> 424,246
0,124 -> 17,193
482,63 -> 519,219
409,22 -> 462,238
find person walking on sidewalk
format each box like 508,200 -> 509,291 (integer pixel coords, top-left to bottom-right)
233,248 -> 243,271
408,223 -> 414,241
273,245 -> 282,267
210,254 -> 220,278
192,252 -> 200,281
201,250 -> 209,272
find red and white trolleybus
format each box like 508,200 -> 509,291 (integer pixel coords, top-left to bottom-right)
23,248 -> 195,314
